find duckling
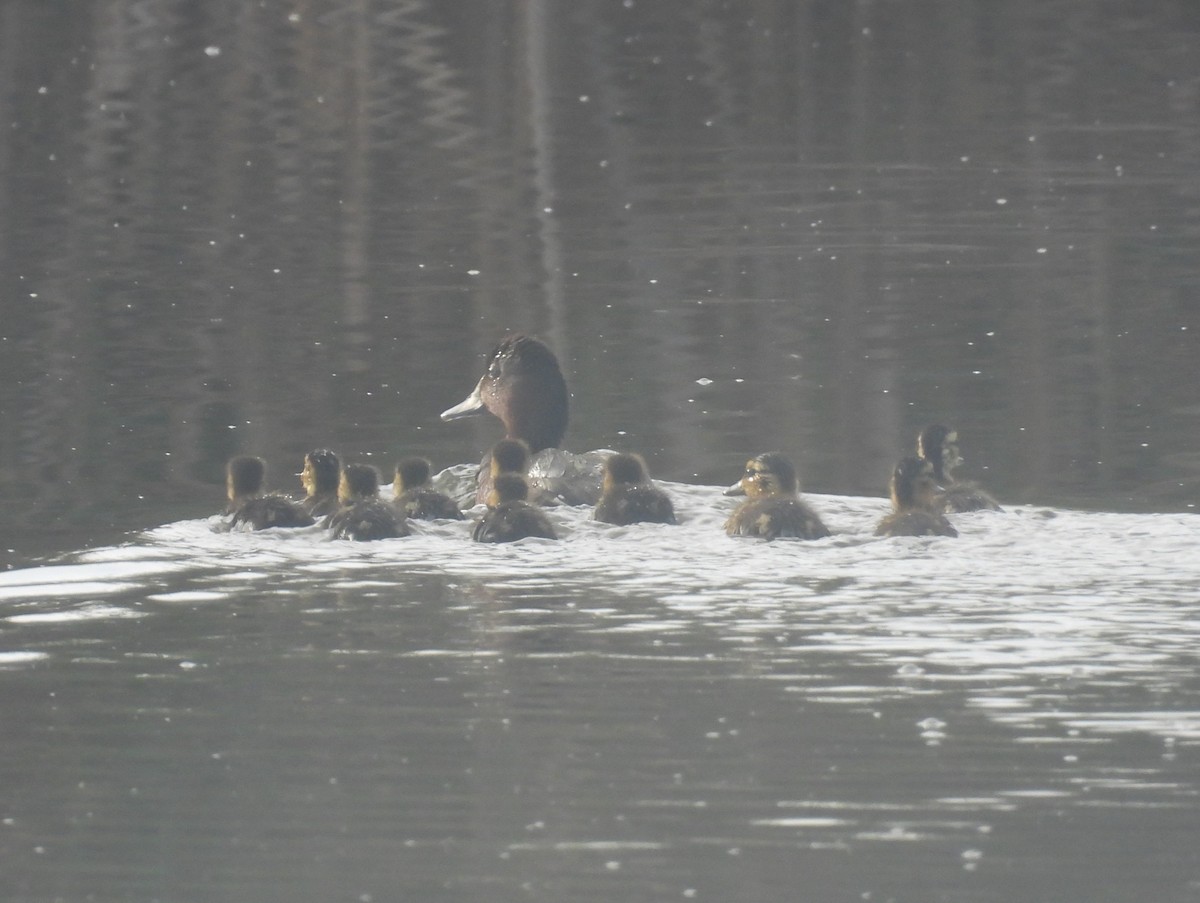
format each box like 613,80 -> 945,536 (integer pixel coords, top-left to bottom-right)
472,473 -> 558,543
442,335 -> 604,506
226,455 -> 315,530
328,463 -> 409,541
723,452 -> 830,541
299,448 -> 341,518
393,456 -> 463,521
917,424 -> 1002,513
593,453 -> 676,526
875,456 -> 958,537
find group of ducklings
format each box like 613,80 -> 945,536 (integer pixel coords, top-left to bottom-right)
222,422 -> 998,544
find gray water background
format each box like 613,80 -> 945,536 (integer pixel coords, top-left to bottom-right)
1,2 -> 1199,901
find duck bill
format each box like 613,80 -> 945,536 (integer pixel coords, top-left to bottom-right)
440,379 -> 487,421
723,482 -> 746,497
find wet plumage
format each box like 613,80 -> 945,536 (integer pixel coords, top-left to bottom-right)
593,453 -> 676,526
299,448 -> 341,518
875,456 -> 958,537
225,455 -> 315,531
393,456 -> 463,520
724,452 -> 830,541
328,463 -> 409,541
472,473 -> 558,543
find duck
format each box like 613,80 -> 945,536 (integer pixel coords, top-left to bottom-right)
440,334 -> 606,506
875,456 -> 958,537
328,463 -> 409,541
393,456 -> 463,521
593,453 -> 676,526
723,452 -> 830,541
299,448 -> 342,518
471,473 -> 558,543
225,455 -> 315,531
916,424 -> 1002,513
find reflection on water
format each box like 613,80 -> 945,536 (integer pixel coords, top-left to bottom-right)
3,1 -> 1200,900
1,485 -> 1198,900
2,1 -> 1200,565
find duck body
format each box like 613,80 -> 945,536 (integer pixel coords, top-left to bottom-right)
441,334 -> 605,506
875,456 -> 958,538
917,424 -> 1001,513
224,455 -> 315,531
723,452 -> 830,541
471,473 -> 558,543
393,457 -> 464,521
594,453 -> 676,526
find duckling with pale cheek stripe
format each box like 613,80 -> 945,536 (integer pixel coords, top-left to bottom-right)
226,455 -> 315,531
299,448 -> 341,518
724,452 -> 830,541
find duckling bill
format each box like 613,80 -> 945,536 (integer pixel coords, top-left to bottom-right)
593,453 -> 676,526
724,452 -> 830,541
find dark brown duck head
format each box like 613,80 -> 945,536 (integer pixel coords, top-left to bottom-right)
226,455 -> 266,508
890,456 -> 941,512
393,456 -> 433,494
338,463 -> 382,504
300,448 -> 340,498
441,335 -> 569,454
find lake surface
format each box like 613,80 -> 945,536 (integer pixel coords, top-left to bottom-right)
1,1 -> 1199,900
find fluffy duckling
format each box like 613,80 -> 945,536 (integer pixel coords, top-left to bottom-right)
593,453 -> 676,526
472,473 -> 558,543
875,457 -> 958,537
299,448 -> 341,518
724,452 -> 830,541
917,424 -> 1001,513
226,455 -> 315,530
328,463 -> 409,541
393,456 -> 463,521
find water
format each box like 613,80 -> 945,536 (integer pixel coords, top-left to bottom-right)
3,483 -> 1198,901
3,1 -> 1200,899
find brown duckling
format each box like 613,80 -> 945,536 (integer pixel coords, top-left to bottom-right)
875,457 -> 958,537
328,463 -> 409,541
299,448 -> 341,518
393,456 -> 463,521
724,452 -> 830,541
917,424 -> 1001,513
472,473 -> 558,543
593,453 -> 676,526
226,455 -> 315,531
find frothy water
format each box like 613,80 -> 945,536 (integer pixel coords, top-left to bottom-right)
2,478 -> 1197,900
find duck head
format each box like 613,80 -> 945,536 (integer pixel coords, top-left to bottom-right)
339,463 -> 382,504
724,452 -> 798,499
227,455 -> 266,506
917,424 -> 962,482
488,472 -> 531,507
603,452 -> 651,491
394,456 -> 432,493
301,448 -> 340,497
441,335 -> 568,453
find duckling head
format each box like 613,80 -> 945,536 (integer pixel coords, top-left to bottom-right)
339,463 -> 382,504
891,456 -> 939,511
489,438 -> 532,477
603,452 -> 651,490
441,335 -> 568,453
394,456 -> 432,493
489,472 -> 531,507
301,448 -> 340,497
227,455 -> 266,504
917,424 -> 962,482
724,452 -> 798,499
